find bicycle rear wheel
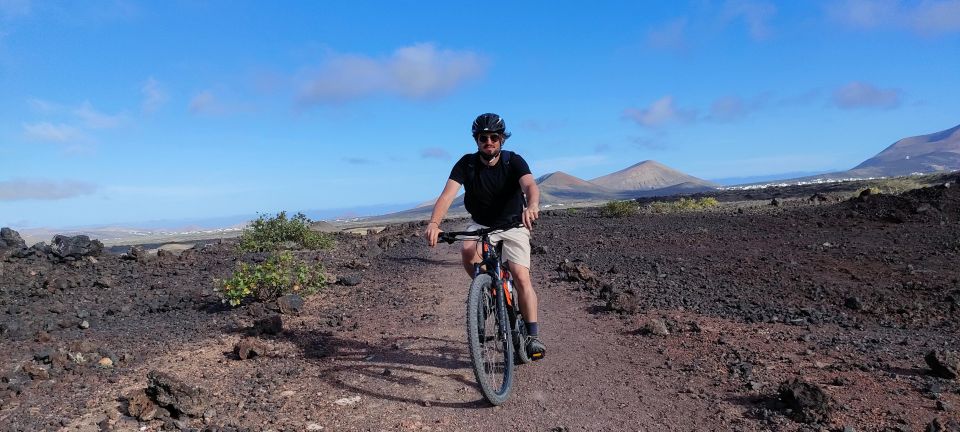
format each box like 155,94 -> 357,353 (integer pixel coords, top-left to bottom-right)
466,274 -> 514,405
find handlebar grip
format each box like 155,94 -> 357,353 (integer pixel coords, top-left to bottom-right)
438,232 -> 456,244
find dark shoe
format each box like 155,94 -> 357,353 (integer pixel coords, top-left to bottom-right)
525,336 -> 546,361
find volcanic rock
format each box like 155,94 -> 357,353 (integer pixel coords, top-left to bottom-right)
337,274 -> 362,286
926,418 -> 960,432
558,260 -> 598,284
607,289 -> 640,314
253,315 -> 283,335
637,318 -> 670,336
234,338 -> 267,360
146,370 -> 208,417
51,235 -> 103,259
277,294 -> 304,315
22,362 -> 49,380
123,246 -> 146,261
0,227 -> 26,250
30,242 -> 50,254
844,297 -> 864,310
777,379 -> 834,424
925,350 -> 960,379
126,389 -> 159,421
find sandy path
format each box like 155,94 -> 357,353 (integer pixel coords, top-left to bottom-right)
300,244 -> 718,431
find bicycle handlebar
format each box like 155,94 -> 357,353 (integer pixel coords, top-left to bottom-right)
437,222 -> 524,244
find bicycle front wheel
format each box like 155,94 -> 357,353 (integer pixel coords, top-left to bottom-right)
466,274 -> 514,405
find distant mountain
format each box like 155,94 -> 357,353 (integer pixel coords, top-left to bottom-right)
590,160 -> 719,191
536,171 -> 617,201
761,123 -> 960,185
846,123 -> 960,177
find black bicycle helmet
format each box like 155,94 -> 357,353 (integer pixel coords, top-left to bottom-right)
472,113 -> 511,140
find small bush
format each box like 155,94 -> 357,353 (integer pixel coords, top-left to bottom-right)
238,211 -> 333,252
864,178 -> 926,195
601,200 -> 639,217
218,251 -> 326,306
648,197 -> 719,213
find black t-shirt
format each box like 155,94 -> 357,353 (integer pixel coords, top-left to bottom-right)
449,151 -> 532,227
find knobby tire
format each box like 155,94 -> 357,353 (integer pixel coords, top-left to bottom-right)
466,274 -> 514,405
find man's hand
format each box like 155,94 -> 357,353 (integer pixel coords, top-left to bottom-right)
425,222 -> 442,247
522,205 -> 540,230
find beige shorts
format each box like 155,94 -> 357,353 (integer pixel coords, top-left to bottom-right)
465,223 -> 532,269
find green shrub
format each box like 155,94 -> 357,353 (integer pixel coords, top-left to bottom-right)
218,251 -> 327,306
238,211 -> 334,252
697,197 -> 720,207
864,178 -> 926,195
601,200 -> 639,217
648,197 -> 719,213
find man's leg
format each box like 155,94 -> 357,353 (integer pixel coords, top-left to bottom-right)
460,240 -> 480,277
508,261 -> 545,360
507,262 -> 538,323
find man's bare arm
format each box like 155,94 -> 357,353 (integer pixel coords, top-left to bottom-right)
519,174 -> 540,230
425,179 -> 462,247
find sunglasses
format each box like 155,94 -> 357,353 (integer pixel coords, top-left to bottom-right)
477,134 -> 501,143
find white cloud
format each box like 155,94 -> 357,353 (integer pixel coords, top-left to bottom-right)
646,18 -> 689,51
343,157 -> 373,165
909,0 -> 960,33
297,43 -> 487,106
708,93 -> 770,121
189,90 -> 219,115
623,96 -> 697,127
189,90 -> 214,113
722,0 -> 778,40
26,97 -> 62,113
22,122 -> 84,142
831,81 -> 901,109
73,101 -> 124,129
0,0 -> 31,18
827,0 -> 898,28
828,0 -> 960,35
188,89 -> 250,116
709,96 -> 748,121
420,147 -> 450,160
141,77 -> 167,113
0,179 -> 97,201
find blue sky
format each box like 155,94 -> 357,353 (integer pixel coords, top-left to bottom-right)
1,0 -> 959,228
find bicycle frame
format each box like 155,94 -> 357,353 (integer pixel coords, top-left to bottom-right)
473,235 -> 515,309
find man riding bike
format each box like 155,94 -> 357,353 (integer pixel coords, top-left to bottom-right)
425,112 -> 546,360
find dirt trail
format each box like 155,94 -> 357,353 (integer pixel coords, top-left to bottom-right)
292,243 -> 719,431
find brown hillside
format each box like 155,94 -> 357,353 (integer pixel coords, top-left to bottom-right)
590,160 -> 718,191
848,123 -> 960,177
536,171 -> 618,202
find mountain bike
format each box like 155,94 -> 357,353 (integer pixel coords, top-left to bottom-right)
439,223 -> 534,405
